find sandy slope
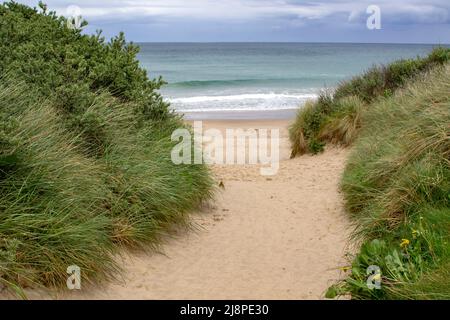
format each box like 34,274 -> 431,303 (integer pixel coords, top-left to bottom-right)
15,120 -> 351,300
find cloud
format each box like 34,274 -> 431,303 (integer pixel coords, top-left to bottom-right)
16,0 -> 450,42
48,0 -> 332,22
19,0 -> 447,24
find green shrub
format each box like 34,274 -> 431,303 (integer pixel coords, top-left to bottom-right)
0,1 -> 169,121
289,94 -> 333,156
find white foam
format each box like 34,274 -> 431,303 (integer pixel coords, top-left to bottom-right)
176,107 -> 299,113
169,93 -> 317,104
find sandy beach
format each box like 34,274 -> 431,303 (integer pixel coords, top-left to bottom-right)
10,119 -> 351,300
3,2 -> 448,303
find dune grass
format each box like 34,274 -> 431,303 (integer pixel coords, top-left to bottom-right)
325,64 -> 450,299
0,81 -> 118,295
0,2 -> 214,297
289,47 -> 450,156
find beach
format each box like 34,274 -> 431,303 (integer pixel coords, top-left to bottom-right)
1,3 -> 448,303
15,118 -> 351,300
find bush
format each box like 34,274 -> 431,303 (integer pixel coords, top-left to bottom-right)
289,94 -> 333,156
0,1 -> 169,120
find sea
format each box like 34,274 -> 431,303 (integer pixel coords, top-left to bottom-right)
137,43 -> 443,119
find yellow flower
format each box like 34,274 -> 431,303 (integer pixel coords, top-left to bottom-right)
372,273 -> 381,281
412,229 -> 419,238
339,266 -> 351,272
400,239 -> 410,248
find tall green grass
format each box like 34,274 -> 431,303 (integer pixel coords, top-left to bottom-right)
0,2 -> 214,296
0,77 -> 214,296
0,81 -> 118,294
326,64 -> 450,299
289,47 -> 450,156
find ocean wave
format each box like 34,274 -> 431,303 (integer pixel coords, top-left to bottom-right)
168,77 -> 332,88
168,92 -> 318,113
169,93 -> 317,104
173,106 -> 300,113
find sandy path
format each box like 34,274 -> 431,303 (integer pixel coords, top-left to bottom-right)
22,120 -> 351,300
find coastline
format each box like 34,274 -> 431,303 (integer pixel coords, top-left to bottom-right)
179,108 -> 298,121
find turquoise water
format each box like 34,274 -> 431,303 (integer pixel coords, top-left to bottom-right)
137,43 -> 442,113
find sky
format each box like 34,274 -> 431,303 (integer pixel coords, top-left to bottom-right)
16,0 -> 450,43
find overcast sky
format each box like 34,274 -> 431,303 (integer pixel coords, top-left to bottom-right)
17,0 -> 450,43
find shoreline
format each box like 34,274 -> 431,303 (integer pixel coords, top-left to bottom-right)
179,108 -> 298,121
187,118 -> 294,161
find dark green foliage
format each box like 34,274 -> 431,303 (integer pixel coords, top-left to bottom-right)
289,95 -> 332,157
307,138 -> 325,155
0,1 -> 169,120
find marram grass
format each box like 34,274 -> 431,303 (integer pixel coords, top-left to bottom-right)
289,47 -> 450,156
326,64 -> 450,300
0,77 -> 214,297
0,81 -> 118,294
0,2 -> 214,297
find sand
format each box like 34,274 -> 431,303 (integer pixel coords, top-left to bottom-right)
10,119 -> 351,300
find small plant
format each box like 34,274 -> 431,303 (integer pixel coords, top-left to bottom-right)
308,138 -> 325,155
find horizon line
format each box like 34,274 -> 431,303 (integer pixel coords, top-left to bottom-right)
132,41 -> 450,45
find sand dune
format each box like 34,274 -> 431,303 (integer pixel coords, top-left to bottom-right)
14,120 -> 351,300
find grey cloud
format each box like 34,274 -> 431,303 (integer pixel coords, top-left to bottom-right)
14,1 -> 450,43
